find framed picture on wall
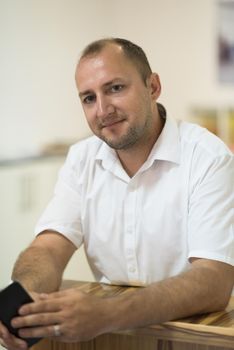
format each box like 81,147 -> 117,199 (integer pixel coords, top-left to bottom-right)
217,0 -> 234,83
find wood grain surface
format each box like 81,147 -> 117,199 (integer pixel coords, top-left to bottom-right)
32,280 -> 234,350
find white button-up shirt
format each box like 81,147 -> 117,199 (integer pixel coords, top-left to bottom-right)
35,116 -> 234,286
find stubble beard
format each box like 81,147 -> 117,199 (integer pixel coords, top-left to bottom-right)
99,113 -> 153,150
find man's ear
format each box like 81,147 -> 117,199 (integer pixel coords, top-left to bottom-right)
148,73 -> 161,100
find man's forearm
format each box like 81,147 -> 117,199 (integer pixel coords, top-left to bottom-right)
7,259 -> 233,343
11,246 -> 62,293
107,260 -> 234,332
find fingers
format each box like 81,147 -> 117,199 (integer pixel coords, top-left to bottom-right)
19,297 -> 62,316
8,294 -> 65,341
0,292 -> 72,346
10,312 -> 62,340
18,324 -> 61,339
2,288 -> 89,344
12,312 -> 59,330
11,298 -> 63,340
0,322 -> 8,338
0,322 -> 28,350
17,289 -> 79,317
0,335 -> 27,350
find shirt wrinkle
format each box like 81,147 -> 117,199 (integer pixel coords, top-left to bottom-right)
35,116 -> 234,286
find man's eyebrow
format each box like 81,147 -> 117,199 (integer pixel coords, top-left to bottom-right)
103,79 -> 122,87
79,79 -> 124,98
79,90 -> 93,98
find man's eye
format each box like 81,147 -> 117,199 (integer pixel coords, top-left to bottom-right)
110,84 -> 124,93
83,95 -> 96,104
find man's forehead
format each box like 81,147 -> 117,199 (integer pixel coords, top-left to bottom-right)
77,44 -> 129,72
80,43 -> 124,61
76,48 -> 134,82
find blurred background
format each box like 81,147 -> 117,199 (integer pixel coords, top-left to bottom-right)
0,0 -> 234,293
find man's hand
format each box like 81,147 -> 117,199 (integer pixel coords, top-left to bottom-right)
0,291 -> 41,350
11,288 -> 110,343
2,260 -> 233,347
0,321 -> 28,350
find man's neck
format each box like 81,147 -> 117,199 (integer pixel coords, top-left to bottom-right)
116,116 -> 165,177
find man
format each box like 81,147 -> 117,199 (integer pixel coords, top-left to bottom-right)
0,38 -> 233,350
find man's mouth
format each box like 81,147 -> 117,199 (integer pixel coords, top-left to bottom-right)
101,118 -> 125,128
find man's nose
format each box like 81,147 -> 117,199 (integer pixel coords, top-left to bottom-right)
96,96 -> 115,117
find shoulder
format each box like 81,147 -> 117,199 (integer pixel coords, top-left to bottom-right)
57,136 -> 104,188
65,136 -> 103,169
178,120 -> 232,159
177,120 -> 233,188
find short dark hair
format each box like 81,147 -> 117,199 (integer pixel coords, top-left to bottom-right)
80,37 -> 152,84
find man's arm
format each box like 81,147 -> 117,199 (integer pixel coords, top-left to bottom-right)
0,231 -> 76,350
110,259 -> 234,331
11,258 -> 234,343
11,231 -> 77,293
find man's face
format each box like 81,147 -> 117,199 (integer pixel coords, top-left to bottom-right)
75,44 -> 160,150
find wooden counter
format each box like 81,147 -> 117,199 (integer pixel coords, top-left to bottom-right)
32,280 -> 234,350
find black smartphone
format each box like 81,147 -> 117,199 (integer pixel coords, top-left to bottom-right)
0,281 -> 41,347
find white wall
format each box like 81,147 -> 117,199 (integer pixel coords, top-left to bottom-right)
1,0 -> 234,160
1,0 -> 234,281
0,0 -> 108,158
102,0 -> 234,117
0,4 -> 233,347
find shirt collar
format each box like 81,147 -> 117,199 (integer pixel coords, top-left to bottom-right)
95,115 -> 181,167
148,115 -> 181,164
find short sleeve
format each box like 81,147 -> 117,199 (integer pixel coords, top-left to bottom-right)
188,152 -> 234,265
34,147 -> 83,248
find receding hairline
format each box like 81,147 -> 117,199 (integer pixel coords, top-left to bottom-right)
79,38 -> 118,59
78,41 -> 124,64
77,38 -> 152,83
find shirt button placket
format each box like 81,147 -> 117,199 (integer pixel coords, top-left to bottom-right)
124,181 -> 138,282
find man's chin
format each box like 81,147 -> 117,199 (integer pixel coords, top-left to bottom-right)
102,137 -> 137,150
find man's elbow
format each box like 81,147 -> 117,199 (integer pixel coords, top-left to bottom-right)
209,279 -> 233,312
